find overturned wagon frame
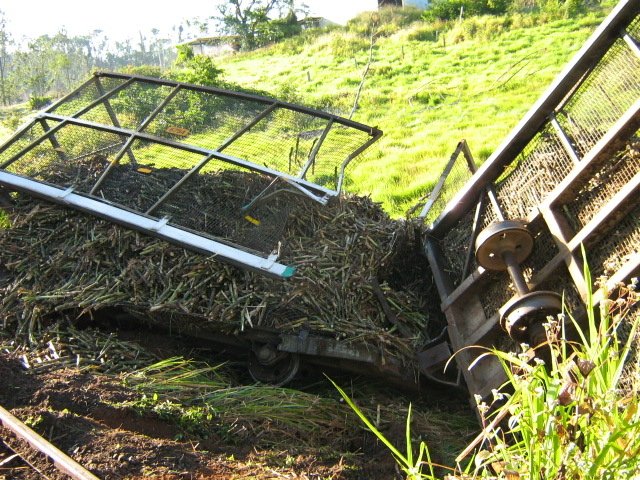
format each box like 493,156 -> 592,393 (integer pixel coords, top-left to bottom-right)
1,72 -> 435,388
423,0 -> 640,402
0,72 -> 382,278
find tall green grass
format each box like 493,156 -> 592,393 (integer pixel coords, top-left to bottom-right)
334,263 -> 640,479
0,8 -> 613,217
221,8 -> 609,216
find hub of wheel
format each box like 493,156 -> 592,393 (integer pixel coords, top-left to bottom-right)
248,344 -> 300,386
475,220 -> 562,346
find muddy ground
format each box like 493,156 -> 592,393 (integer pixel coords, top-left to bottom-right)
0,324 -> 476,480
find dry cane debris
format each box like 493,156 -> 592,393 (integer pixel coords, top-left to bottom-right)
0,162 -> 439,367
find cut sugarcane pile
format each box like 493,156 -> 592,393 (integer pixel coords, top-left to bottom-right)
0,169 -> 437,364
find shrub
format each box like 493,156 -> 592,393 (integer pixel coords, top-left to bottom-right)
28,95 -> 52,110
348,6 -> 424,38
424,0 -> 511,21
328,32 -> 370,61
118,65 -> 163,78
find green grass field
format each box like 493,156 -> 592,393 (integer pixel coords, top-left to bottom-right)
218,9 -> 608,216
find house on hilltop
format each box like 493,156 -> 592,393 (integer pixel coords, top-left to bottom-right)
179,35 -> 241,58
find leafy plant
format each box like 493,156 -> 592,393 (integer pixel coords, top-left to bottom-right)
330,378 -> 440,480
467,268 -> 640,478
333,256 -> 639,479
27,94 -> 51,110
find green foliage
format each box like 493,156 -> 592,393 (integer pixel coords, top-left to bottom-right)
328,32 -> 370,61
468,265 -> 640,478
218,5 -> 608,216
446,14 -> 517,42
122,356 -> 360,447
133,393 -> 214,438
508,0 -> 592,16
217,0 -> 301,50
258,9 -> 302,44
348,7 -> 424,38
424,0 -> 511,21
333,255 -> 640,479
170,46 -> 224,87
331,378 -> 438,480
118,65 -> 163,78
27,94 -> 51,110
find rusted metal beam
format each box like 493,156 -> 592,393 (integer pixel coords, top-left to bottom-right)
94,71 -> 382,136
419,140 -> 466,219
0,404 -> 100,480
539,206 -> 588,300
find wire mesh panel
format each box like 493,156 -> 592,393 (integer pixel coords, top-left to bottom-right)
84,80 -> 176,131
495,122 -> 574,219
588,201 -> 640,279
87,138 -> 206,213
438,208 -> 475,286
145,89 -> 267,149
563,132 -> 640,231
424,3 -> 640,405
153,164 -> 294,253
47,76 -> 129,117
1,122 -> 127,191
556,39 -> 640,157
418,141 -> 477,225
0,72 -> 382,275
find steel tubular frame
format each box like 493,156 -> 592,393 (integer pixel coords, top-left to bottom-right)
0,72 -> 382,279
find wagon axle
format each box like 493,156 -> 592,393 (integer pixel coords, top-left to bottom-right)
475,220 -> 562,346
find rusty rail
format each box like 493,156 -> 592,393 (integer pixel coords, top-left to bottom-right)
0,403 -> 100,480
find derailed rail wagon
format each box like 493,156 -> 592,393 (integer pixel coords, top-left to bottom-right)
0,70 -> 444,387
420,0 -> 640,403
0,0 -> 639,402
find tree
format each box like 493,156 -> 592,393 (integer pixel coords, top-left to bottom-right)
0,10 -> 12,106
216,0 -> 298,50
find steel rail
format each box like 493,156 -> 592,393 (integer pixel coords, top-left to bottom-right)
0,403 -> 100,480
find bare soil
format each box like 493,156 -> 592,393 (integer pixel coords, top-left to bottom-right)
0,347 -> 407,479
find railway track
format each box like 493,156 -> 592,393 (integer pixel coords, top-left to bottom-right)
0,404 -> 99,480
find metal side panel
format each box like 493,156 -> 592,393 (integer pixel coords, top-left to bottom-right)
0,171 -> 294,279
422,2 -> 640,404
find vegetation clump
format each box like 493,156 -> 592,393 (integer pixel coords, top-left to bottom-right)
335,265 -> 640,479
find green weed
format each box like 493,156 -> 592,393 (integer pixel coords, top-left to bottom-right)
467,271 -> 640,478
333,257 -> 640,479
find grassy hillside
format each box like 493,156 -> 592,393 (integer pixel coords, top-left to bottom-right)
0,7 -> 612,217
219,8 -> 610,216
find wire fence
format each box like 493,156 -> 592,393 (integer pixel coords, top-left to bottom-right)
0,72 -> 382,258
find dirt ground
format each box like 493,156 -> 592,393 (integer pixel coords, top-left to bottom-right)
0,349 -> 410,480
0,316 -> 478,480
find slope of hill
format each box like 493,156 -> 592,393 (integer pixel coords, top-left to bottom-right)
219,8 -> 610,216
